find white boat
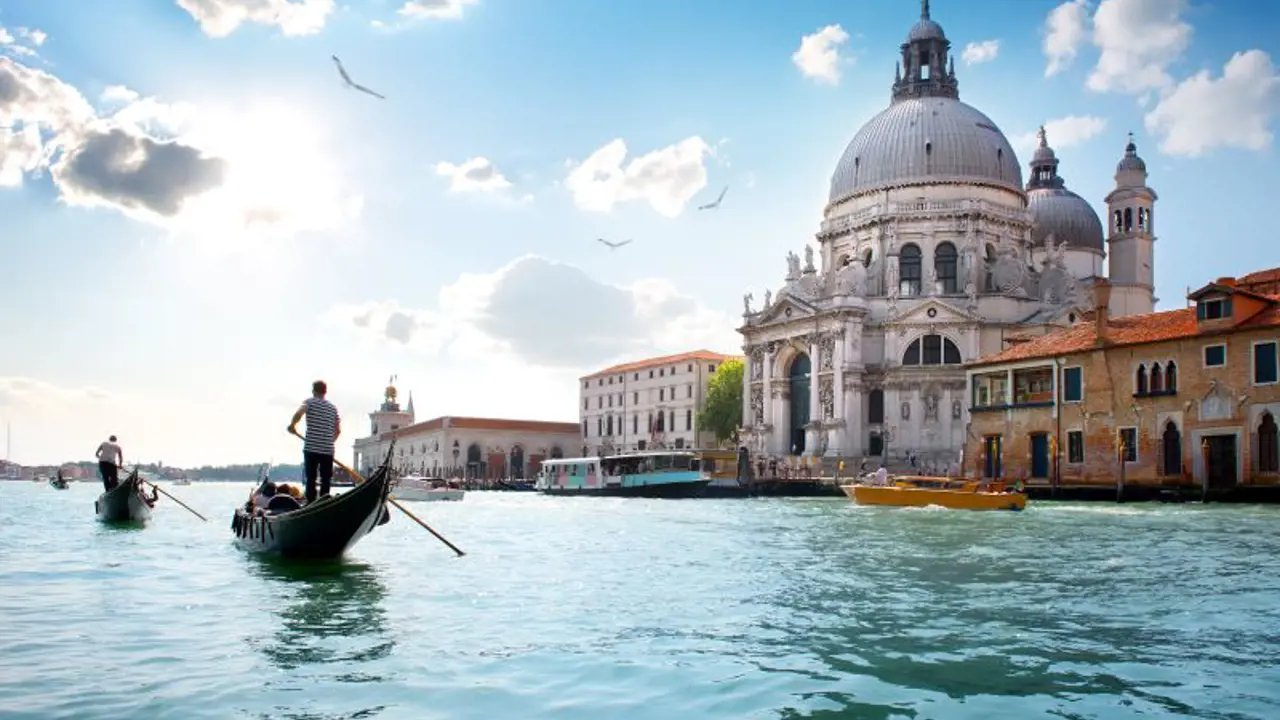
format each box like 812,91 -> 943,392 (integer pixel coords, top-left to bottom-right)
173,477 -> 192,486
393,475 -> 465,502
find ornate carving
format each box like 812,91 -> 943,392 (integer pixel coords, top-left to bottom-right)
803,245 -> 816,274
819,375 -> 835,420
750,387 -> 764,425
750,346 -> 765,381
992,237 -> 1027,293
819,333 -> 836,371
951,399 -> 963,419
900,401 -> 911,420
832,255 -> 867,296
786,251 -> 801,280
924,394 -> 939,422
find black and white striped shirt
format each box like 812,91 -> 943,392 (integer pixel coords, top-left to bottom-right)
302,397 -> 340,454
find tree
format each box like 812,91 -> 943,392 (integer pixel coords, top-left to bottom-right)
698,359 -> 744,445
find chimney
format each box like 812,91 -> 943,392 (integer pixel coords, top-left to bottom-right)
1216,276 -> 1237,288
1092,279 -> 1112,344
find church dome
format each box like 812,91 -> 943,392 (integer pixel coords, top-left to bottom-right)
1025,126 -> 1104,253
827,2 -> 1022,203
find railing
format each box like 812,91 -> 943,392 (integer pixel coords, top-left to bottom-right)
818,199 -> 1029,236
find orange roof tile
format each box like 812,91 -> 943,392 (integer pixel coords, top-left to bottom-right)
383,416 -> 579,440
583,349 -> 742,379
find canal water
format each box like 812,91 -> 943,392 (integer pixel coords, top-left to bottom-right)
1,483 -> 1278,719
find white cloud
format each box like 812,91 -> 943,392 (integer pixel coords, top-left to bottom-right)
0,24 -> 46,59
564,136 -> 711,218
0,55 -> 361,243
398,0 -> 478,20
962,40 -> 1000,66
329,255 -> 738,370
435,157 -> 512,193
175,0 -> 334,38
792,25 -> 849,85
0,377 -> 114,410
1144,50 -> 1280,158
1012,115 -> 1109,154
1087,0 -> 1192,94
1043,0 -> 1090,77
18,28 -> 47,47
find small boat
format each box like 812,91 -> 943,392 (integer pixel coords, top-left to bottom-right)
49,472 -> 70,490
173,477 -> 192,486
536,451 -> 710,498
95,470 -> 156,523
393,475 -> 464,502
841,476 -> 1027,512
231,448 -> 394,560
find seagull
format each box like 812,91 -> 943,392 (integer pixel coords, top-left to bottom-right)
596,238 -> 633,250
331,55 -> 386,100
697,185 -> 728,211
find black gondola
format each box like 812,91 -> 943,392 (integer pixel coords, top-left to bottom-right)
230,446 -> 394,560
95,469 -> 154,523
49,471 -> 70,490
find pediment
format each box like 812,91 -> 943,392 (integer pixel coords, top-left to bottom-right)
754,294 -> 820,326
888,298 -> 978,326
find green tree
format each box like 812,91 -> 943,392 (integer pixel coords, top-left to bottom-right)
698,359 -> 744,445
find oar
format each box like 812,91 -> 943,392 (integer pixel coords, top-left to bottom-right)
136,476 -> 208,521
289,431 -> 465,557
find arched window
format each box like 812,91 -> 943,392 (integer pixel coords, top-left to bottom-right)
1150,363 -> 1163,393
935,242 -> 958,294
862,249 -> 873,268
1165,361 -> 1178,392
1138,207 -> 1148,231
868,389 -> 884,424
1113,210 -> 1123,232
1260,412 -> 1279,474
902,334 -> 962,366
1135,365 -> 1148,395
1162,421 -> 1182,476
984,243 -> 997,291
899,244 -> 922,297
1123,207 -> 1133,232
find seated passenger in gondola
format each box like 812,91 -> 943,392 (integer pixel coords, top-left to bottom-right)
246,481 -> 277,514
265,484 -> 303,513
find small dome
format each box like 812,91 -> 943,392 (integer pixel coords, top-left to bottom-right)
1028,188 -> 1105,253
1117,135 -> 1146,173
907,18 -> 945,42
829,97 -> 1023,202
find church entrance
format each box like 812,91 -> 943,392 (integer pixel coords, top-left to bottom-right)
466,443 -> 483,480
1202,435 -> 1237,488
509,445 -> 525,479
788,353 -> 811,455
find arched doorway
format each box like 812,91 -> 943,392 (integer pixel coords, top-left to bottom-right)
550,446 -> 564,459
1260,412 -> 1279,473
509,445 -> 526,479
1162,421 -> 1182,476
466,443 -> 483,480
788,353 -> 811,454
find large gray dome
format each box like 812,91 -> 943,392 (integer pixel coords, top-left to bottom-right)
1028,188 -> 1104,253
829,97 -> 1024,202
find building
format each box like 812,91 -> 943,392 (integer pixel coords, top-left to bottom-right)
963,274 -> 1280,494
351,381 -> 579,480
738,1 -> 1158,466
580,350 -> 741,454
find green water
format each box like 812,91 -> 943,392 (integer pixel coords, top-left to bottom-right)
1,483 -> 1278,719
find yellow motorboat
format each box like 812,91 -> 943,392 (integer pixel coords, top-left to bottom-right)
840,476 -> 1027,512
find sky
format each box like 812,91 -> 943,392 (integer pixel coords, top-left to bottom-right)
0,0 -> 1277,467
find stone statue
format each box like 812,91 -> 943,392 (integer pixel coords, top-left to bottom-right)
1045,233 -> 1067,268
786,251 -> 801,279
803,245 -> 816,274
924,394 -> 938,421
887,255 -> 900,298
951,399 -> 963,419
926,265 -> 939,295
743,292 -> 754,315
763,288 -> 772,309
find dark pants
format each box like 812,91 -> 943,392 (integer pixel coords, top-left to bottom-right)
99,461 -> 119,491
303,451 -> 334,502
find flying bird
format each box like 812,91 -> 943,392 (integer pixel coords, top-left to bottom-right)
331,55 -> 386,100
596,238 -> 633,250
697,185 -> 728,211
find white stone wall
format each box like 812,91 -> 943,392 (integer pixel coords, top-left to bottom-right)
579,356 -> 735,452
353,424 -> 578,478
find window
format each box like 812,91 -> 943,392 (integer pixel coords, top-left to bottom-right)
598,379 -> 603,387
902,334 -> 962,366
1166,361 -> 1178,392
634,392 -> 639,404
868,389 -> 884,424
1204,344 -> 1226,368
632,415 -> 638,434
634,373 -> 639,381
935,242 -> 958,294
686,409 -> 693,431
608,376 -> 613,385
1197,298 -> 1231,320
649,370 -> 654,378
608,395 -> 613,408
1119,427 -> 1137,463
1259,412 -> 1278,474
606,416 -> 614,436
1135,365 -> 1148,395
983,244 -> 997,291
1254,341 -> 1278,385
1162,421 -> 1182,476
583,398 -> 588,410
709,364 -> 717,372
899,244 -> 922,296
1150,363 -> 1163,393
581,419 -> 587,437
597,397 -> 603,409
687,385 -> 693,398
687,364 -> 693,372
660,368 -> 665,377
1062,367 -> 1083,402
1067,430 -> 1084,464
669,410 -> 675,432
597,417 -> 602,436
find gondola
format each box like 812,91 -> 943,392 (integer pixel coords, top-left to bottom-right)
95,469 -> 154,523
49,471 -> 70,490
230,447 -> 394,560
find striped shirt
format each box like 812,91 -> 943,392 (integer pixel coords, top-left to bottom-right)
301,397 -> 340,454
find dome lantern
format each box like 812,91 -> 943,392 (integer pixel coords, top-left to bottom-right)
893,0 -> 958,103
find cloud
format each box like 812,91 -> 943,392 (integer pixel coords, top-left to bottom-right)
0,54 -> 360,241
435,157 -> 512,193
1043,0 -> 1090,77
1087,0 -> 1192,94
0,377 -> 114,411
329,255 -> 737,369
1012,115 -> 1108,154
0,24 -> 46,59
564,136 -> 711,218
397,0 -> 478,20
175,0 -> 334,38
1144,50 -> 1280,158
792,25 -> 849,85
962,40 -> 1000,66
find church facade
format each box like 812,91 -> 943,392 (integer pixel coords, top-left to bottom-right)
738,1 -> 1159,466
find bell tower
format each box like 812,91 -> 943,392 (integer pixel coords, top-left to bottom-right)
1105,133 -> 1158,316
369,375 -> 413,437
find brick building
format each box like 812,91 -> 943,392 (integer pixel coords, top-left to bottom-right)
963,273 -> 1280,497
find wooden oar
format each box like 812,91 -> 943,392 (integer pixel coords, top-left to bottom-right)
289,431 -> 465,557
136,476 -> 208,521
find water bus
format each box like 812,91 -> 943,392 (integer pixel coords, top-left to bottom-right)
536,451 -> 710,498
841,475 -> 1027,511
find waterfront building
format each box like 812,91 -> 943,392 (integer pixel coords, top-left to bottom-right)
738,1 -> 1159,467
351,382 -> 579,480
963,272 -> 1280,494
580,350 -> 741,455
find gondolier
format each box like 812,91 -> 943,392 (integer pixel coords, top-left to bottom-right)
95,435 -> 123,491
288,380 -> 342,503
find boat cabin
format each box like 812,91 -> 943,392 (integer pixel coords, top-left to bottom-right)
538,451 -> 702,491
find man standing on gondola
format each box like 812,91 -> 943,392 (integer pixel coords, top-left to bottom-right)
288,380 -> 341,503
95,435 -> 123,491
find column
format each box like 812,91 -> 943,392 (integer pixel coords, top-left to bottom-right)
741,353 -> 752,434
762,357 -> 774,452
833,337 -> 846,455
806,339 -> 821,456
